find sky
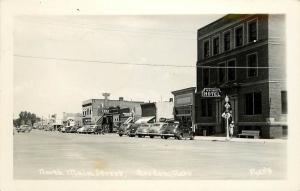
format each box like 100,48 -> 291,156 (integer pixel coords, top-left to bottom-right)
13,15 -> 223,119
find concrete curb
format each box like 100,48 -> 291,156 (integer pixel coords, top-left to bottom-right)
194,136 -> 287,144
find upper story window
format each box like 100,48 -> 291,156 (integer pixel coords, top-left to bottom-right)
218,62 -> 226,83
203,40 -> 210,58
247,53 -> 258,77
202,68 -> 210,87
281,91 -> 287,114
245,92 -> 262,115
223,31 -> 231,51
248,19 -> 258,43
234,25 -> 244,47
212,36 -> 220,55
227,59 -> 236,81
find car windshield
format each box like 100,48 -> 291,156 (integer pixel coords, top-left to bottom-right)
167,123 -> 178,129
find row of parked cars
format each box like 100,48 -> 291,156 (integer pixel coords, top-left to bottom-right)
118,121 -> 195,140
61,124 -> 109,134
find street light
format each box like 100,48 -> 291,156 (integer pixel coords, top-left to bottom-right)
222,95 -> 231,141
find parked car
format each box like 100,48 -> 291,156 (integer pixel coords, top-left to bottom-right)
86,125 -> 104,134
161,121 -> 194,140
69,126 -> 81,133
148,123 -> 167,138
16,125 -> 32,133
77,125 -> 90,134
136,123 -> 152,138
118,123 -> 131,136
127,124 -> 140,137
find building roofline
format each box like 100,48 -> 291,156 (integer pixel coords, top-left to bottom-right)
171,87 -> 196,95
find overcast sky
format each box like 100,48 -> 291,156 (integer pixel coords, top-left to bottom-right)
13,15 -> 223,119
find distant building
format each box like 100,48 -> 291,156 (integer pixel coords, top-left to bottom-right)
196,14 -> 287,138
62,112 -> 82,126
82,97 -> 143,126
172,87 -> 196,130
140,101 -> 174,123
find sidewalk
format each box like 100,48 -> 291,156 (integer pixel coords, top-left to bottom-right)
194,136 -> 287,144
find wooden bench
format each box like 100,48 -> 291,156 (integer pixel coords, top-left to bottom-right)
238,130 -> 260,139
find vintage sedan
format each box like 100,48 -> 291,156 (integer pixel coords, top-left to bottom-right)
77,125 -> 90,134
161,121 -> 194,140
148,123 -> 167,138
16,125 -> 32,133
136,123 -> 152,138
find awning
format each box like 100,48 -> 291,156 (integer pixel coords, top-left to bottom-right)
123,117 -> 133,124
134,116 -> 155,124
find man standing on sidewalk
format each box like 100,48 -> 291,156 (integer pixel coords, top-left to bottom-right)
229,121 -> 234,139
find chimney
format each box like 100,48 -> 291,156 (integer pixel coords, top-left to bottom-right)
119,97 -> 124,101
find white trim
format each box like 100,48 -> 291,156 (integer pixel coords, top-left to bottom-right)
247,17 -> 258,44
246,52 -> 258,78
234,24 -> 244,48
203,38 -> 210,58
222,29 -> 232,52
227,58 -> 237,82
212,34 -> 221,56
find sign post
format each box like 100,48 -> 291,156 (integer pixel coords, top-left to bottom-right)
221,95 -> 231,141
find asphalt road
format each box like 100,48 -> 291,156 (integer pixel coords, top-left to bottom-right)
13,129 -> 287,180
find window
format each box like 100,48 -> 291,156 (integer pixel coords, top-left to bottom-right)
203,40 -> 210,58
235,26 -> 243,47
281,91 -> 287,114
227,60 -> 236,81
203,68 -> 210,86
245,92 -> 262,115
218,63 -> 226,83
248,19 -> 257,43
247,53 -> 258,77
224,31 -> 231,51
213,36 -> 220,55
201,99 -> 212,117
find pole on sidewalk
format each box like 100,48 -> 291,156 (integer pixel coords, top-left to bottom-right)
222,95 -> 231,141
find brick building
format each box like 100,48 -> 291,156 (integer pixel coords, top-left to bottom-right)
196,14 -> 287,138
82,97 -> 143,126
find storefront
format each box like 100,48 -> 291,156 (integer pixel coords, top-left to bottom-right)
171,87 -> 196,132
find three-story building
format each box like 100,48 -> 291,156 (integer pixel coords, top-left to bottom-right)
196,14 -> 287,138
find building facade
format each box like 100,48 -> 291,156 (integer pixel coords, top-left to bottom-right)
172,87 -> 196,132
196,14 -> 287,138
82,97 -> 143,125
140,101 -> 174,122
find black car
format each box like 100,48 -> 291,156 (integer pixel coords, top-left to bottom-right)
127,124 -> 140,137
161,121 -> 194,140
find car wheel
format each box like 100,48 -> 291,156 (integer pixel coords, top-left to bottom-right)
138,135 -> 142,138
164,136 -> 168,139
119,134 -> 123,137
190,136 -> 194,140
177,134 -> 183,140
150,136 -> 154,138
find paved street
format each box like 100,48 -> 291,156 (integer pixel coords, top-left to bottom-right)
14,129 -> 286,180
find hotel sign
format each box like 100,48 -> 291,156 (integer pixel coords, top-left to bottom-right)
201,88 -> 221,97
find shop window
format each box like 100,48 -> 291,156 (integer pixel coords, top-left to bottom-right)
213,36 -> 220,55
245,92 -> 262,115
201,99 -> 212,117
203,68 -> 210,86
227,60 -> 236,81
203,40 -> 210,58
224,31 -> 231,51
248,19 -> 258,43
218,62 -> 226,83
281,91 -> 287,114
247,53 -> 258,77
235,26 -> 243,47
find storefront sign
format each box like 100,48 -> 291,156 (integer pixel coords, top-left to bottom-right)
201,88 -> 221,97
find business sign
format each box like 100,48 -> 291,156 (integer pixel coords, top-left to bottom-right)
201,88 -> 221,97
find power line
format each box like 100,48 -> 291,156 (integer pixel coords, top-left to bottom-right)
14,54 -> 280,69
